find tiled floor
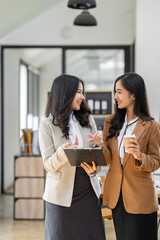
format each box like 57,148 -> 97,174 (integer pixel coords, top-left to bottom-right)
0,193 -> 160,240
0,194 -> 116,240
0,194 -> 44,240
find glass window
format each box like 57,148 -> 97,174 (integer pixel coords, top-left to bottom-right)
20,64 -> 28,135
19,62 -> 39,137
65,49 -> 125,91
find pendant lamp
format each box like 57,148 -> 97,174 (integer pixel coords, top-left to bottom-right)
74,10 -> 97,26
68,0 -> 96,9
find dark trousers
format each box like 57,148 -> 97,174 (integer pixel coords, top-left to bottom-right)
112,192 -> 158,240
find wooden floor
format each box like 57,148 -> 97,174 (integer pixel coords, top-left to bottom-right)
0,194 -> 160,240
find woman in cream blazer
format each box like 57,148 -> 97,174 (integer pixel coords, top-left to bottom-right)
39,113 -> 100,206
39,74 -> 105,240
88,73 -> 160,240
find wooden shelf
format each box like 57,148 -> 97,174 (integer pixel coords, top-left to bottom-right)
86,90 -> 113,116
14,155 -> 45,220
86,90 -> 114,131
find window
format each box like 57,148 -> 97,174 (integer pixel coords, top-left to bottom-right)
20,64 -> 28,134
19,62 -> 39,137
65,48 -> 125,91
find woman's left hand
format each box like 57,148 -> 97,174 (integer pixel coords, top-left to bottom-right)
125,139 -> 142,161
81,161 -> 97,177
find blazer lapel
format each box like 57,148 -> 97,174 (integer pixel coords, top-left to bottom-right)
54,119 -> 87,147
112,136 -> 123,170
54,124 -> 73,145
123,119 -> 146,168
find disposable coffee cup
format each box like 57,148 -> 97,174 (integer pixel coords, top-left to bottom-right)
124,134 -> 136,151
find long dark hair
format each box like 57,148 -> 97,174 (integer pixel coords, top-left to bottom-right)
45,74 -> 91,139
107,72 -> 153,140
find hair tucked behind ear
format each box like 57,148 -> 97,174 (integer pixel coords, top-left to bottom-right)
107,72 -> 153,140
45,74 -> 92,139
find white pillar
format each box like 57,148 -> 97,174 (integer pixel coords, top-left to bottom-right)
135,0 -> 160,121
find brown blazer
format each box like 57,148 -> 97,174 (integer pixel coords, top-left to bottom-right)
102,115 -> 160,214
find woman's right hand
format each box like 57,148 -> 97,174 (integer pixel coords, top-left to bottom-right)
88,131 -> 104,148
62,135 -> 79,149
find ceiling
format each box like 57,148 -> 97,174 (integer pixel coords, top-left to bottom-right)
0,0 -> 135,39
0,0 -> 61,38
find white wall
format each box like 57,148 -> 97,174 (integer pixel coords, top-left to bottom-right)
135,0 -> 160,121
39,50 -> 62,122
4,50 -> 20,190
0,1 -> 135,45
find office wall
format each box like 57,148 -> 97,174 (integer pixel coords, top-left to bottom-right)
4,50 -> 20,190
135,0 -> 160,121
39,50 -> 62,122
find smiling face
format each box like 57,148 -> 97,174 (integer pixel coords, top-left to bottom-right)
72,82 -> 85,111
114,79 -> 135,110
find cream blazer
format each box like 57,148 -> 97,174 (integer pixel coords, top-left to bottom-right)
39,114 -> 101,207
103,115 -> 160,214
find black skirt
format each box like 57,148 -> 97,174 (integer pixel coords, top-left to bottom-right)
44,167 -> 105,240
112,192 -> 158,240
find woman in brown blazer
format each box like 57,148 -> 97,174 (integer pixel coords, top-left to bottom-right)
88,73 -> 160,240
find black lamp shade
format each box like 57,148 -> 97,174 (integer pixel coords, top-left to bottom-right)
68,0 -> 96,9
74,10 -> 97,26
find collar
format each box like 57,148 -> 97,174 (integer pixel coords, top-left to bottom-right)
69,112 -> 77,124
124,114 -> 139,125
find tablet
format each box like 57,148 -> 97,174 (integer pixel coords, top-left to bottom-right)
64,148 -> 106,166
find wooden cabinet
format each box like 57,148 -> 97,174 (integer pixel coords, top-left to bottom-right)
14,155 -> 45,220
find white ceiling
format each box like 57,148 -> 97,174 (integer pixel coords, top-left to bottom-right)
0,0 -> 135,39
0,0 -> 61,38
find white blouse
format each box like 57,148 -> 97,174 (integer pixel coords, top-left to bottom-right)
118,115 -> 138,165
68,113 -> 84,148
